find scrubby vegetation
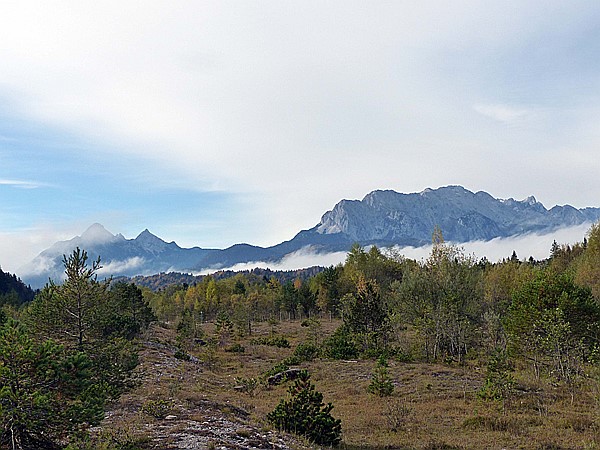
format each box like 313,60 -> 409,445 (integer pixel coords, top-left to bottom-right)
3,222 -> 600,448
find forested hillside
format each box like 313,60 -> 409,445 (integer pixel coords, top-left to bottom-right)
122,266 -> 326,292
0,267 -> 35,306
2,223 -> 600,448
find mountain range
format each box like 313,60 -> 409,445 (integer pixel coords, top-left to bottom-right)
19,186 -> 600,288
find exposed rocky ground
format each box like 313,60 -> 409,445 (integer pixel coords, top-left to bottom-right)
93,325 -> 310,450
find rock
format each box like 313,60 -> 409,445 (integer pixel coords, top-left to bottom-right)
267,368 -> 303,386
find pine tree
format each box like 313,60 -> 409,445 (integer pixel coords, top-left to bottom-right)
478,349 -> 515,405
215,310 -> 234,346
368,355 -> 395,397
267,371 -> 342,446
28,247 -> 109,350
26,248 -> 145,399
0,319 -> 106,449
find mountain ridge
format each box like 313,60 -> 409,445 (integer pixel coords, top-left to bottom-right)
18,186 -> 600,288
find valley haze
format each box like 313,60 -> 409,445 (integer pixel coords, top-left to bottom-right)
18,186 -> 600,289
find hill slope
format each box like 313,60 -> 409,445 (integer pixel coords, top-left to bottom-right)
0,267 -> 36,305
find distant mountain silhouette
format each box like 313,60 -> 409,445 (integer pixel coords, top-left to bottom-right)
19,186 -> 600,288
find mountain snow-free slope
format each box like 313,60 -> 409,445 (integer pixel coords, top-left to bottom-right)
312,186 -> 600,247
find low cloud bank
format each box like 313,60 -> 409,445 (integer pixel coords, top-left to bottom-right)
392,223 -> 592,263
208,224 -> 593,274
18,255 -> 64,286
97,257 -> 146,276
196,247 -> 349,275
455,223 -> 590,262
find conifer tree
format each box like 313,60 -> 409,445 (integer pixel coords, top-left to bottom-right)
28,247 -> 109,350
0,319 -> 105,449
267,371 -> 342,446
342,276 -> 390,353
368,355 -> 395,397
26,248 -> 145,399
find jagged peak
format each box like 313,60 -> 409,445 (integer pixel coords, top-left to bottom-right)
80,223 -> 116,244
82,222 -> 111,236
418,185 -> 471,197
135,229 -> 165,243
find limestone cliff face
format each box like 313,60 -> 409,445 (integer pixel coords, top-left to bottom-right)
315,186 -> 600,245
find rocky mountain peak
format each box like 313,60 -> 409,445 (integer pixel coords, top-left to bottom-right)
523,195 -> 539,206
136,228 -> 158,240
80,223 -> 117,245
135,229 -> 169,253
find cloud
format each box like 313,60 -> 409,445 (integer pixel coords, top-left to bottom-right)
97,257 -> 146,277
79,224 -> 120,246
7,221 -> 593,291
0,2 -> 599,254
464,223 -> 592,262
18,254 -> 60,279
473,104 -> 534,124
197,246 -> 349,275
196,223 -> 591,276
0,223 -> 89,274
396,223 -> 591,263
0,179 -> 46,189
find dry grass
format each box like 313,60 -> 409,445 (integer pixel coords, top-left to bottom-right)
100,320 -> 600,449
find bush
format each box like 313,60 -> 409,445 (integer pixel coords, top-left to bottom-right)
225,343 -> 245,353
251,336 -> 290,348
234,377 -> 260,396
384,399 -> 411,432
174,348 -> 191,361
282,355 -> 301,366
141,399 -> 171,419
264,356 -> 302,378
267,370 -> 342,446
323,326 -> 358,360
293,342 -> 320,362
264,361 -> 291,378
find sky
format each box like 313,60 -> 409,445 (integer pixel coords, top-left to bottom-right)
1,1 -> 599,274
